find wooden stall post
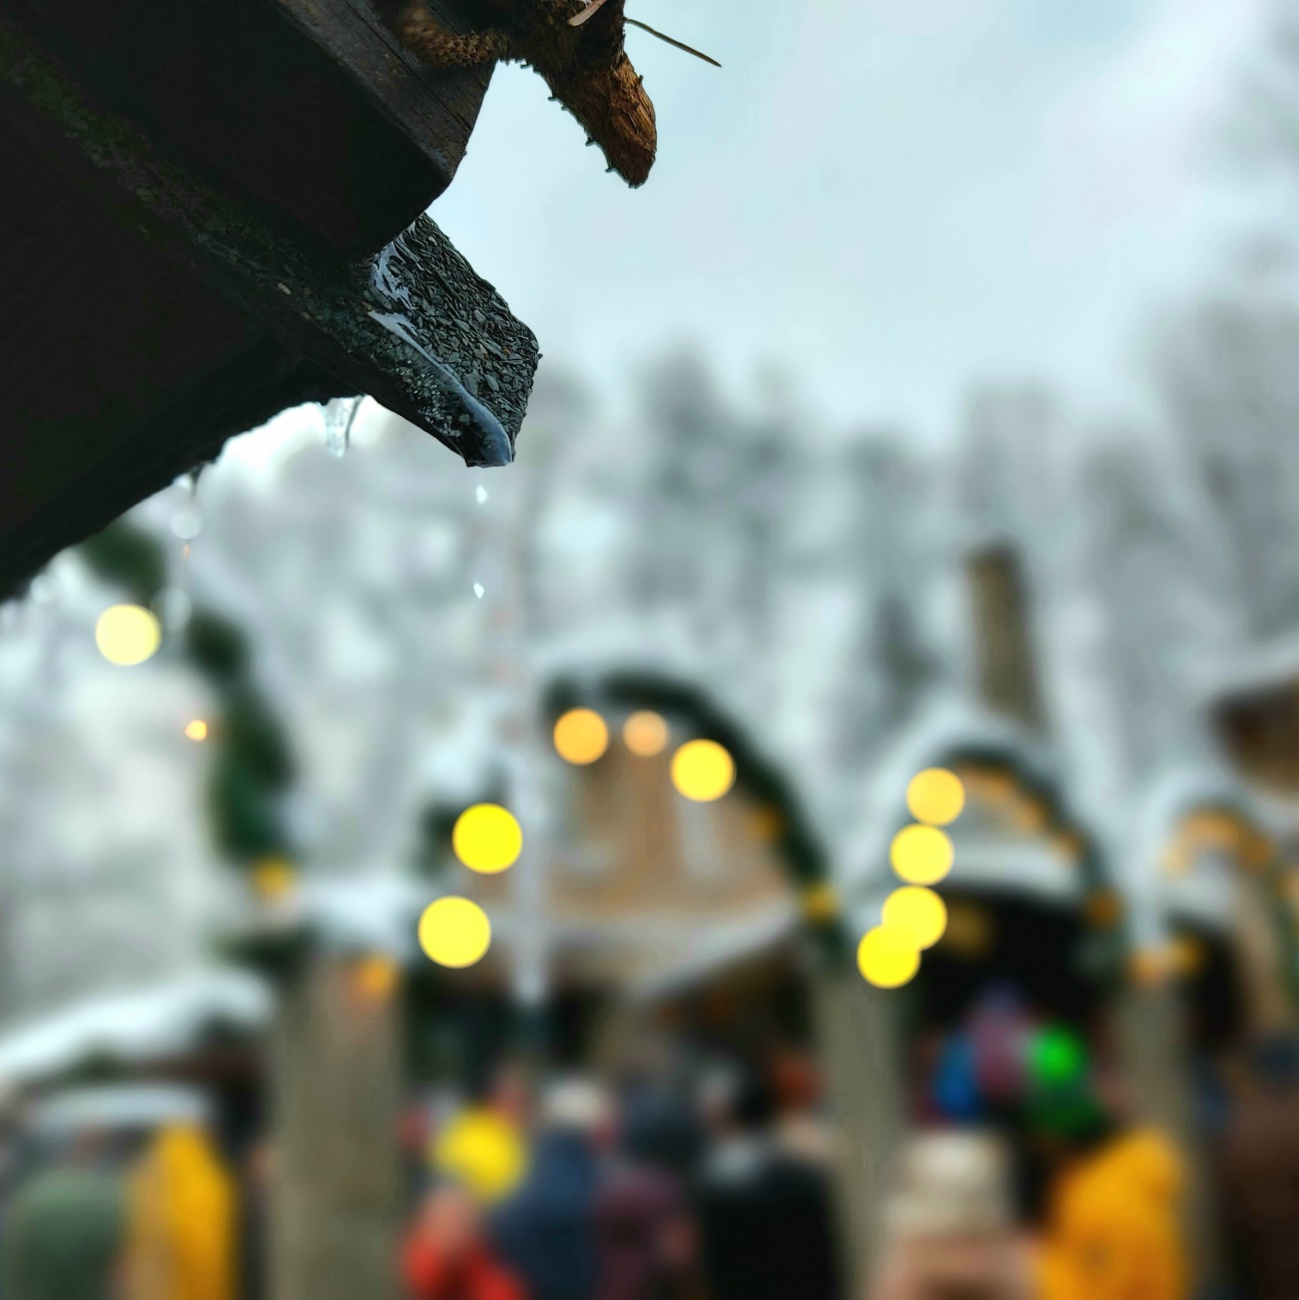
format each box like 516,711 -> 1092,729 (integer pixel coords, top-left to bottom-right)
270,953 -> 404,1300
813,970 -> 904,1297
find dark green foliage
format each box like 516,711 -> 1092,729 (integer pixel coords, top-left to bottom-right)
79,525 -> 167,606
185,611 -> 250,683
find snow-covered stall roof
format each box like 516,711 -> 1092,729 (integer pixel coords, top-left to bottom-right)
838,697 -> 1090,931
0,969 -> 272,1090
1132,768 -> 1274,931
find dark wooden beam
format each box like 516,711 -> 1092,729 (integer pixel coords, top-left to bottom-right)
0,0 -> 538,595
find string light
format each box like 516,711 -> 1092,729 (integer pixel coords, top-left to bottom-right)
252,857 -> 297,903
554,708 -> 609,765
670,739 -> 735,802
418,897 -> 492,968
452,804 -> 523,874
801,882 -> 839,923
881,886 -> 947,949
857,926 -> 920,988
623,710 -> 669,757
889,824 -> 954,885
95,604 -> 161,666
905,768 -> 965,825
352,954 -> 401,1002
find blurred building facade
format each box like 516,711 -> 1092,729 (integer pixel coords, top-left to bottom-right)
0,318 -> 1297,1043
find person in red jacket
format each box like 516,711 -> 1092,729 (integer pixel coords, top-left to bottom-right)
404,1181 -> 526,1300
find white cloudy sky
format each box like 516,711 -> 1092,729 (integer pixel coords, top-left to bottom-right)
427,0 -> 1284,439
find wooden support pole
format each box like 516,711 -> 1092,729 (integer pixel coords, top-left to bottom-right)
270,953 -> 403,1300
1115,978 -> 1222,1294
812,971 -> 904,1298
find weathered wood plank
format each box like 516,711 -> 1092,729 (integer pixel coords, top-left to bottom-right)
4,0 -> 491,256
276,0 -> 494,195
0,2 -> 537,593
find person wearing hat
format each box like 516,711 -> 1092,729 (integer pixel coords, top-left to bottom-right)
875,1130 -> 1034,1300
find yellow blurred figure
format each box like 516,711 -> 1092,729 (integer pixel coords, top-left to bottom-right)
1038,1129 -> 1187,1300
126,1125 -> 234,1300
434,1108 -> 529,1204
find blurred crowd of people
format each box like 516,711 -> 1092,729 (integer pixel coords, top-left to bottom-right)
1,1007 -> 1298,1300
403,1052 -> 845,1300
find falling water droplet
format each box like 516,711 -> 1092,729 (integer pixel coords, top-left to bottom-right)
153,587 -> 192,632
323,396 -> 363,458
473,582 -> 485,600
170,505 -> 202,540
475,485 -> 489,505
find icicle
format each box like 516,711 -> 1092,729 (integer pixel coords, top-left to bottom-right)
323,396 -> 363,458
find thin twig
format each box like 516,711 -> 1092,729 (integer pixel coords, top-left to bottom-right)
625,17 -> 721,67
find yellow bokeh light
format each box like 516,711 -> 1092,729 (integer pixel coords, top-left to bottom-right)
419,896 -> 492,968
623,710 -> 669,757
434,1108 -> 528,1203
554,708 -> 609,765
352,954 -> 401,1002
671,739 -> 736,802
184,719 -> 208,742
95,604 -> 161,667
252,856 -> 297,903
881,886 -> 948,949
906,768 -> 965,826
890,824 -> 954,885
452,804 -> 523,874
801,882 -> 839,923
857,926 -> 921,988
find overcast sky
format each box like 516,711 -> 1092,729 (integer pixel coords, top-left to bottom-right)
426,0 -> 1281,441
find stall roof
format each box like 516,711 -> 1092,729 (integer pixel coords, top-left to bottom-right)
0,969 -> 272,1090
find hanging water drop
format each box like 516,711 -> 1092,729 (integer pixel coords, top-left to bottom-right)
475,485 -> 489,505
170,504 -> 202,540
473,582 -> 485,600
322,396 -> 363,457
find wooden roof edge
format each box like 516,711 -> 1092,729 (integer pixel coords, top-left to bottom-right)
275,0 -> 494,195
0,6 -> 538,449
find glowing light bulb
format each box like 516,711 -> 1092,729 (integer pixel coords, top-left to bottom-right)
623,710 -> 669,757
801,882 -> 839,922
889,824 -> 954,885
184,719 -> 208,742
353,954 -> 401,1001
906,768 -> 965,826
452,805 -> 523,874
857,926 -> 920,988
95,604 -> 161,666
553,708 -> 609,765
881,886 -> 947,949
252,857 -> 297,902
670,739 -> 735,803
418,896 -> 492,968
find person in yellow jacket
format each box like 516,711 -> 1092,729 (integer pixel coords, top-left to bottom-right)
1038,1127 -> 1187,1300
124,1123 -> 235,1300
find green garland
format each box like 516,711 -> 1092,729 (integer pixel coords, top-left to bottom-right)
545,670 -> 852,968
80,520 -> 296,868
